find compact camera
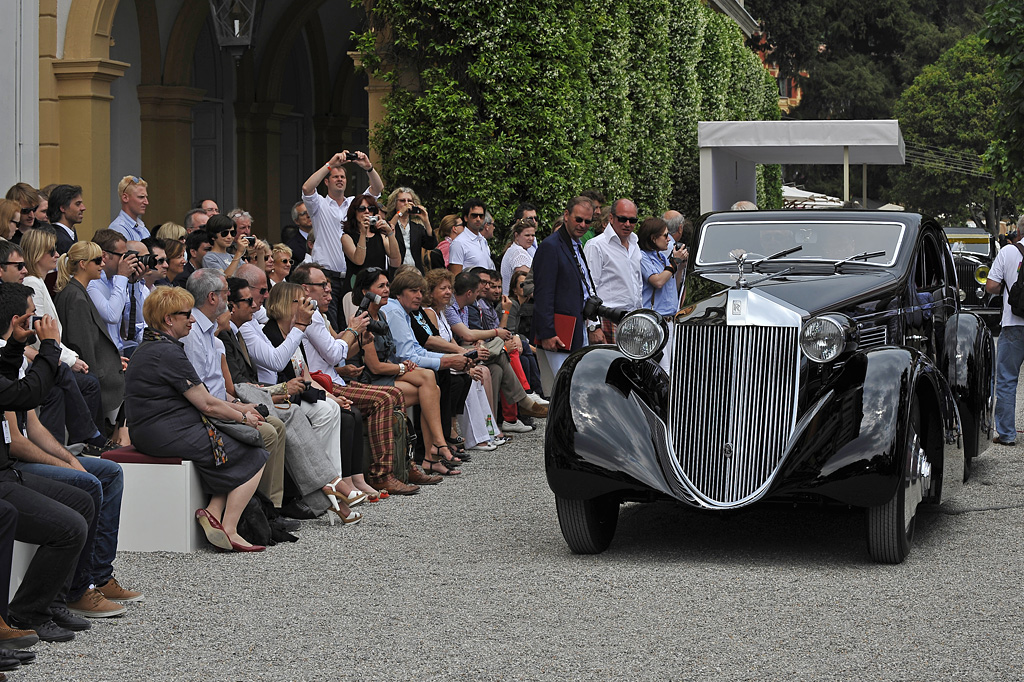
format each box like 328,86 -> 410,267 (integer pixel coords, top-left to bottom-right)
345,151 -> 359,161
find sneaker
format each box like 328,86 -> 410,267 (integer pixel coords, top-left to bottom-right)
469,441 -> 497,451
66,589 -> 126,619
48,604 -> 92,630
501,420 -> 534,433
96,577 -> 144,603
9,619 -> 73,643
491,436 -> 510,447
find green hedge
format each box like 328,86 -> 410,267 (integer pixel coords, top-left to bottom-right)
358,0 -> 781,240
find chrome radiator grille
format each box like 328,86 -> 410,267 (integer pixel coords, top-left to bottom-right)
668,325 -> 800,507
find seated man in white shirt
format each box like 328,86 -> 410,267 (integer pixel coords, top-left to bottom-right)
182,268 -> 287,511
290,262 -> 439,492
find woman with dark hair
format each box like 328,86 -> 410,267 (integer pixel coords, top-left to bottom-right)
352,267 -> 466,473
341,195 -> 401,285
638,216 -> 685,374
161,239 -> 187,287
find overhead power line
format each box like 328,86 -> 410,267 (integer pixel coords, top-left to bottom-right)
903,141 -> 992,179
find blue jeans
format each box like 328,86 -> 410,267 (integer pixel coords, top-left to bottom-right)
995,325 -> 1024,441
14,456 -> 123,600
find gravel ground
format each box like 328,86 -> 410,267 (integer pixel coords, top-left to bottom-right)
12,401 -> 1024,681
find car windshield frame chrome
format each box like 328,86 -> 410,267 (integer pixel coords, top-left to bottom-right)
696,220 -> 907,269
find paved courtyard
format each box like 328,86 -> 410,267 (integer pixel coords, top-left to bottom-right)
13,399 -> 1024,681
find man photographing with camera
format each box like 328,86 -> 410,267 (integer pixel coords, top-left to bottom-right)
301,151 -> 384,330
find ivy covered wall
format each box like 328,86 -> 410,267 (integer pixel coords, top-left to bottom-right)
357,0 -> 781,233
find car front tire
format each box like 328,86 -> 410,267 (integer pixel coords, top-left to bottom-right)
556,495 -> 619,554
867,400 -> 923,564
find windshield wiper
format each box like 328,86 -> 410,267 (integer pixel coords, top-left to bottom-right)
751,245 -> 803,272
832,250 -> 886,273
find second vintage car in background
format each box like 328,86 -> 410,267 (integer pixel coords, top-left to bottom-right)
945,226 -> 999,335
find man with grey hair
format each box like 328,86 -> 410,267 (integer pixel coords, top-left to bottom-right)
183,268 -> 288,505
184,208 -> 209,234
730,200 -> 759,211
662,210 -> 685,256
285,201 -> 312,264
227,208 -> 253,240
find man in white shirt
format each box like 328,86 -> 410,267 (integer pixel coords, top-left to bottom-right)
289,262 -> 431,493
582,198 -> 643,342
987,240 -> 1024,445
300,151 -> 384,330
107,176 -> 149,241
448,199 -> 494,275
182,269 -> 287,504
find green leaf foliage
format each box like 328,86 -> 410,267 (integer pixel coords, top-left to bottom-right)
982,0 -> 1024,196
359,0 -> 781,245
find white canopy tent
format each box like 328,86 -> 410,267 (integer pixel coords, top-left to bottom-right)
698,120 -> 906,213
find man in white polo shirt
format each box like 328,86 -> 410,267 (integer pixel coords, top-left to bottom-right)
300,151 -> 383,329
582,198 -> 642,343
987,237 -> 1024,445
448,198 -> 494,275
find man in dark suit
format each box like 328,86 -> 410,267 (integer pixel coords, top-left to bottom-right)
532,195 -> 605,376
173,230 -> 213,287
47,185 -> 86,255
283,201 -> 311,270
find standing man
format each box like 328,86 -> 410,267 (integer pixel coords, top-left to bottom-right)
47,185 -> 85,255
285,201 -> 313,266
448,199 -> 494,275
582,198 -> 642,342
301,151 -> 384,329
987,239 -> 1024,445
184,208 -> 209,234
108,176 -> 149,241
533,196 -> 605,376
580,190 -> 606,245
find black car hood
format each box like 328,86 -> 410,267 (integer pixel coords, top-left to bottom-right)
693,270 -> 901,317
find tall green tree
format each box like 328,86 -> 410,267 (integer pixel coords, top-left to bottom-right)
981,0 -> 1024,199
890,35 -> 1003,229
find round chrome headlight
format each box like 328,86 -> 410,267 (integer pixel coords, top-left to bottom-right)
615,310 -> 668,360
800,315 -> 852,363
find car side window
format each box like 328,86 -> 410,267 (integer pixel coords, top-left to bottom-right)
914,234 -> 944,291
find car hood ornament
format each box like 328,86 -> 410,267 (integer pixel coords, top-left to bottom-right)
730,249 -> 748,289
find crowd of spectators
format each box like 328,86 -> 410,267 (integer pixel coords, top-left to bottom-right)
0,156 -> 690,677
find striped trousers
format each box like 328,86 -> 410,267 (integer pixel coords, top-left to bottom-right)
336,382 -> 405,478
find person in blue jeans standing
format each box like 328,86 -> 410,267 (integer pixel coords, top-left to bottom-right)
986,234 -> 1024,445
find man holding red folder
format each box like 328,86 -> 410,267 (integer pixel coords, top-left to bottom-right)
533,196 -> 605,376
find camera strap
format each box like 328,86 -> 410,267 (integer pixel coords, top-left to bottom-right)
560,228 -> 597,299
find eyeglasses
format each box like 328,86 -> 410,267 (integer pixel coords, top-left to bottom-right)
278,258 -> 293,264
218,229 -> 236,237
363,267 -> 384,276
356,205 -> 380,214
614,215 -> 639,224
571,216 -> 594,225
0,261 -> 26,270
297,211 -> 308,218
170,311 -> 191,317
87,257 -> 104,265
230,297 -> 254,307
307,281 -> 331,289
102,249 -> 125,258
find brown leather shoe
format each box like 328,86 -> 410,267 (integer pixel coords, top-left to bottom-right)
369,474 -> 420,495
0,615 -> 38,649
518,398 -> 549,419
408,463 -> 443,485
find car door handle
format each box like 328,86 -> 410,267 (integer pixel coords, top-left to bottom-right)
906,334 -> 927,341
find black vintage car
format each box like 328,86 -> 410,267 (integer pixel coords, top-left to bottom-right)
546,211 -> 995,563
945,227 -> 1000,334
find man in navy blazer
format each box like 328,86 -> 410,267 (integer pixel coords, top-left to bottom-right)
47,185 -> 85,256
532,195 -> 605,376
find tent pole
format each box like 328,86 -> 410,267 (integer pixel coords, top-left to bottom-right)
843,146 -> 850,203
862,164 -> 867,207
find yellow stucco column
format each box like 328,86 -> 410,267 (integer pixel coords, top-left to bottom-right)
51,58 -> 129,240
137,85 -> 206,227
348,51 -> 389,172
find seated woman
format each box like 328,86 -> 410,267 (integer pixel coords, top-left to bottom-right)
352,267 -> 466,474
53,242 -> 126,428
260,282 -> 380,505
160,239 -> 187,287
268,243 -> 292,287
202,214 -> 251,276
155,222 -> 186,243
422,268 -> 498,451
125,286 -> 268,552
342,195 -> 400,286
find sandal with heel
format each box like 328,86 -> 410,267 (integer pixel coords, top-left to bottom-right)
425,444 -> 462,475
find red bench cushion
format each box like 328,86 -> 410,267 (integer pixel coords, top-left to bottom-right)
101,447 -> 183,466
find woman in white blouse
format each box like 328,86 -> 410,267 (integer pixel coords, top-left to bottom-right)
499,219 -> 536,296
21,228 -> 88,371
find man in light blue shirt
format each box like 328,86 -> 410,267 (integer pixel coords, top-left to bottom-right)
107,175 -> 149,241
182,270 -> 229,400
87,230 -> 142,353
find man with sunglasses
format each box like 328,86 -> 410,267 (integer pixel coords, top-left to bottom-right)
582,198 -> 643,343
4,183 -> 40,243
449,198 -> 495,276
533,196 -> 606,376
107,176 -> 149,242
301,151 -> 383,330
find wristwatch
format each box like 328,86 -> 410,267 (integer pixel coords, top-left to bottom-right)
586,321 -> 600,332
398,363 -> 407,376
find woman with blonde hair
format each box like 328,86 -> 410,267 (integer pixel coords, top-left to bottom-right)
155,222 -> 186,242
268,243 -> 293,286
384,187 -> 435,273
54,242 -> 126,425
126,286 -> 268,551
435,214 -> 464,266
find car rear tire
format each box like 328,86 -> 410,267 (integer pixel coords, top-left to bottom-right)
556,495 -> 619,554
961,407 -> 979,483
867,401 -> 922,564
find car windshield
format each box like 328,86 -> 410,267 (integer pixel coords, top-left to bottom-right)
696,220 -> 905,267
948,240 -> 989,256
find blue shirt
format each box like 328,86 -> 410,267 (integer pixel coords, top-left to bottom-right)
87,271 -> 130,352
108,210 -> 148,242
383,299 -> 444,370
640,249 -> 679,316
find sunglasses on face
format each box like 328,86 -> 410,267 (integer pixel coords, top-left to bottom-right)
170,311 -> 191,317
230,297 -> 254,307
103,249 -> 125,258
0,262 -> 26,270
571,216 -> 594,225
47,249 -> 58,256
24,205 -> 38,213
86,257 -> 103,265
615,214 -> 639,224
356,205 -> 380,215
258,287 -> 268,295
154,257 -> 167,265
278,258 -> 293,264
219,229 -> 236,238
469,212 -> 485,219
